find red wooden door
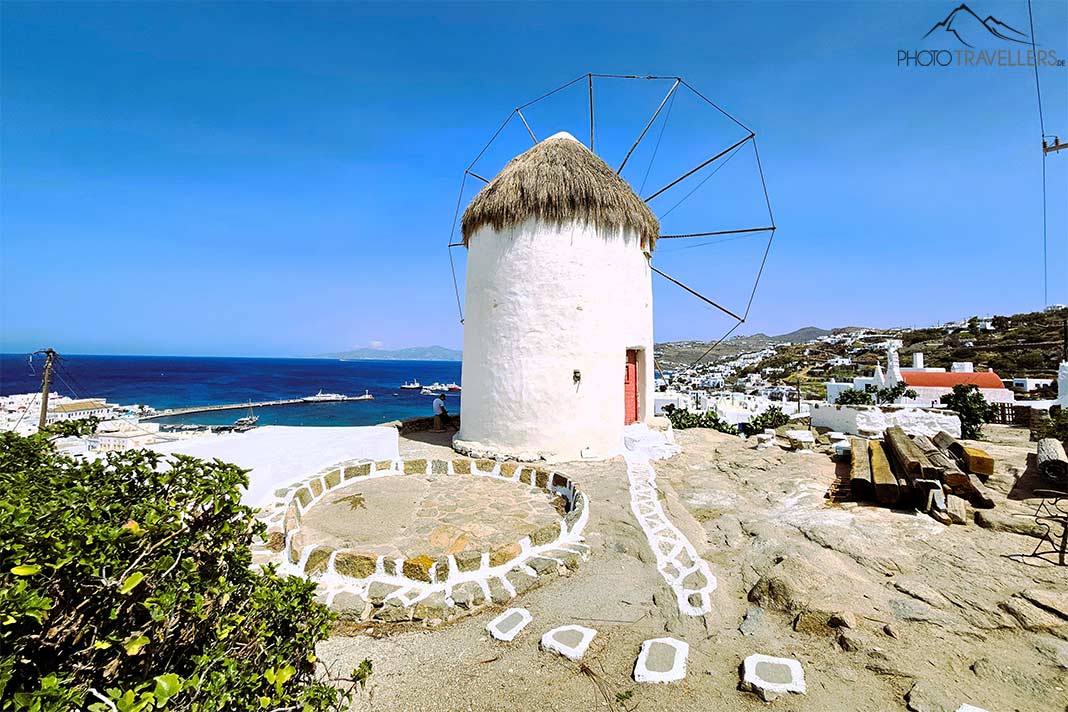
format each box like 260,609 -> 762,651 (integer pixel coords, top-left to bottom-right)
624,350 -> 639,424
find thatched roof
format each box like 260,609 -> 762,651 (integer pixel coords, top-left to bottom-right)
461,132 -> 659,250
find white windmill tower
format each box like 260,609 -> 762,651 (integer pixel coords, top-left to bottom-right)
455,131 -> 659,461
447,74 -> 776,462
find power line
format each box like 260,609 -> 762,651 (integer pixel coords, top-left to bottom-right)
10,391 -> 39,434
1026,0 -> 1049,305
53,357 -> 178,442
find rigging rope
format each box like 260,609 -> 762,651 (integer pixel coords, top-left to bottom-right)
658,142 -> 745,220
638,85 -> 678,195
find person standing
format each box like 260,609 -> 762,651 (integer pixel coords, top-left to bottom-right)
432,393 -> 455,432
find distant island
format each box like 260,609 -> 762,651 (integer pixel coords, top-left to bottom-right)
314,345 -> 462,361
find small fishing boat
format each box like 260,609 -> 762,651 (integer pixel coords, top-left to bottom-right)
445,382 -> 461,392
400,379 -> 422,390
234,402 -> 258,428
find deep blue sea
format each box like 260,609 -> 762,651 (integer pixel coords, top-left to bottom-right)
0,354 -> 461,427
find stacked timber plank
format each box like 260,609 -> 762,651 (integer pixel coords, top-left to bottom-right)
845,427 -> 997,525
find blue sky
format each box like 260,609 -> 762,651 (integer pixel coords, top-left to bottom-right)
2,1 -> 1065,357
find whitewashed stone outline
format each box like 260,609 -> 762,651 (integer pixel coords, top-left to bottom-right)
741,653 -> 806,698
623,434 -> 717,616
254,458 -> 591,614
540,625 -> 597,661
633,637 -> 689,683
486,607 -> 533,641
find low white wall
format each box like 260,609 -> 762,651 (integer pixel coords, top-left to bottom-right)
810,403 -> 961,438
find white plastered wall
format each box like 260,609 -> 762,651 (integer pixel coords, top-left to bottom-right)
456,217 -> 653,462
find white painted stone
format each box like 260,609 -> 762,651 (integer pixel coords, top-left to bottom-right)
455,138 -> 655,463
810,403 -> 962,439
784,429 -> 815,443
741,653 -> 806,701
540,625 -> 597,661
955,705 -> 989,712
486,607 -> 532,642
623,426 -> 716,616
633,637 -> 688,683
149,425 -> 400,507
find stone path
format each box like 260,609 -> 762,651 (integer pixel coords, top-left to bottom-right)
540,625 -> 597,661
623,427 -> 717,617
633,637 -> 689,683
740,653 -> 806,701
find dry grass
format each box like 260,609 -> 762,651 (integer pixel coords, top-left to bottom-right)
461,135 -> 659,250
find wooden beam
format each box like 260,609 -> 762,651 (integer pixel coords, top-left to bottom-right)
869,441 -> 898,505
1037,438 -> 1068,484
849,437 -> 874,501
884,426 -> 938,482
960,446 -> 995,478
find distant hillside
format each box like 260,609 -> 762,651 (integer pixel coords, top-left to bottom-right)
735,307 -> 1067,399
315,345 -> 461,361
772,326 -> 832,343
655,326 -> 837,365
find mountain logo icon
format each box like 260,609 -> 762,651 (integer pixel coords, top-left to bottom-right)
923,3 -> 1031,48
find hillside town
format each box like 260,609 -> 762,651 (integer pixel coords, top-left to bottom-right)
653,307 -> 1068,429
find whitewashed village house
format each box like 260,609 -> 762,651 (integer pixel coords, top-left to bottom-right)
454,132 -> 657,462
825,346 -> 1014,407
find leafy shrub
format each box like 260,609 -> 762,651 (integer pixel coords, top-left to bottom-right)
834,383 -> 918,406
0,429 -> 367,711
1040,408 -> 1068,443
663,406 -> 739,435
747,406 -> 790,434
939,384 -> 995,440
870,382 -> 919,404
835,389 -> 873,406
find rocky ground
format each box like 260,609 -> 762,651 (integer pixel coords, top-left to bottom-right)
318,426 -> 1067,711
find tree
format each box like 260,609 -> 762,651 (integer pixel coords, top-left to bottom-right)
870,382 -> 918,404
939,384 -> 995,439
835,389 -> 874,406
834,383 -> 917,406
0,428 -> 368,712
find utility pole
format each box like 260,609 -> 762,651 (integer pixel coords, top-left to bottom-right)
37,348 -> 56,431
1043,137 -> 1066,155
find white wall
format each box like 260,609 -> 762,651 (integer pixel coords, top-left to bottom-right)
900,386 -> 1015,407
456,217 -> 653,462
810,403 -> 962,438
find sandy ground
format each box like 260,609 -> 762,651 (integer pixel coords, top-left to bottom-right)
317,426 -> 1068,712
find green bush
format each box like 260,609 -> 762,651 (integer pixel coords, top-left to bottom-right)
1040,408 -> 1068,443
747,406 -> 790,434
939,384 -> 995,440
834,383 -> 918,406
0,428 -> 367,711
834,389 -> 873,406
663,406 -> 739,435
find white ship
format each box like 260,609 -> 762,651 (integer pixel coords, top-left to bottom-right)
302,390 -> 351,402
400,379 -> 422,390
